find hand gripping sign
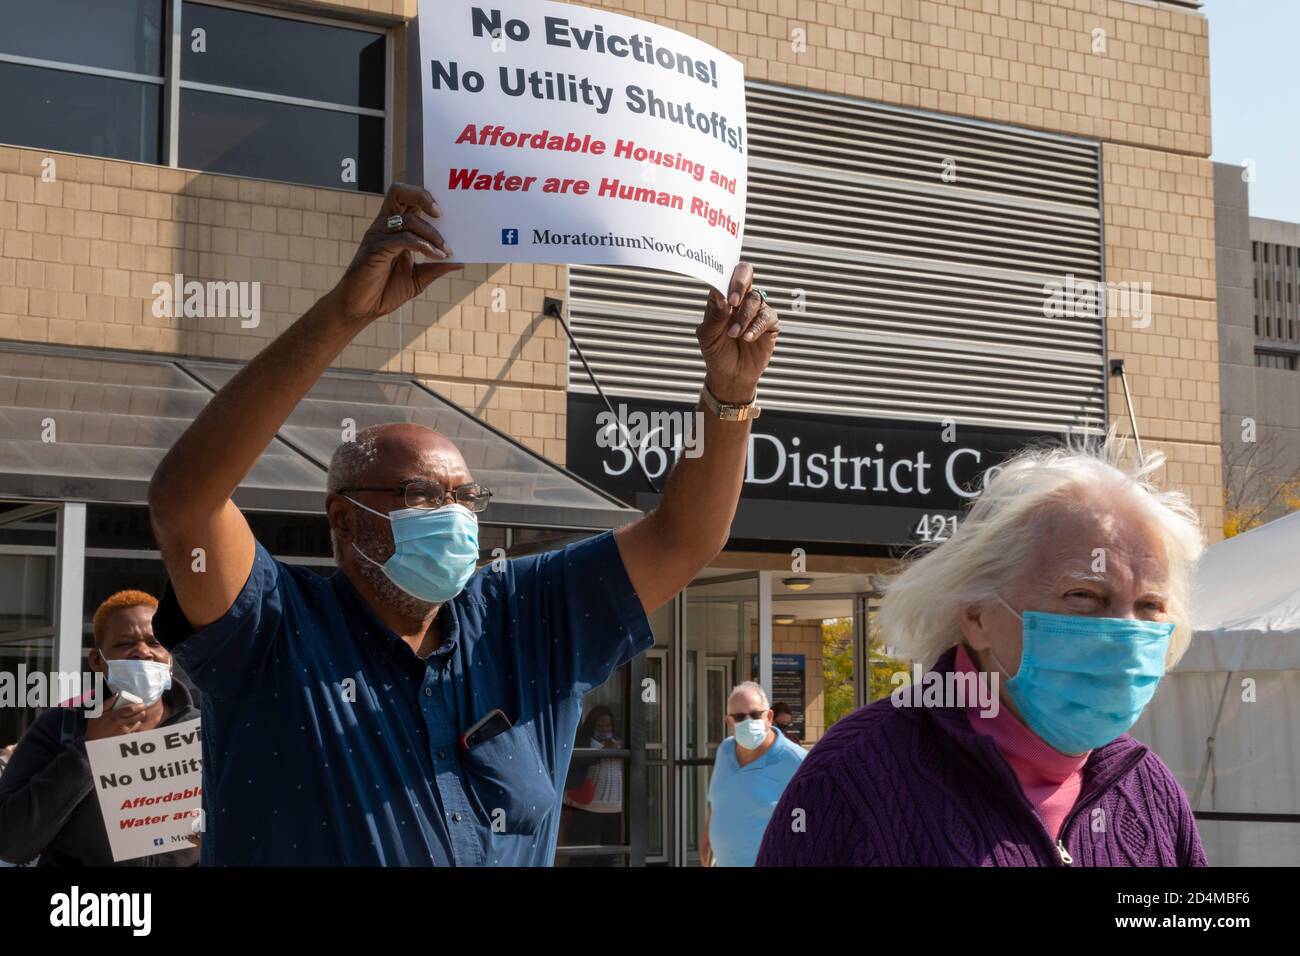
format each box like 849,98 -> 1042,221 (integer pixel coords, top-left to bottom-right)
410,0 -> 747,293
85,718 -> 203,862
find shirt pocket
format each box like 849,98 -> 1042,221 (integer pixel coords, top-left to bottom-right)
460,722 -> 556,836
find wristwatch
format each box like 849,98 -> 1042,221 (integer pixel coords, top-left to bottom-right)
700,380 -> 761,421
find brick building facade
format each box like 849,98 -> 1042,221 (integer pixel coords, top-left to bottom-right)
0,0 -> 1221,529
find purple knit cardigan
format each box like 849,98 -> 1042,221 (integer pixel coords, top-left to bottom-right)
756,648 -> 1208,867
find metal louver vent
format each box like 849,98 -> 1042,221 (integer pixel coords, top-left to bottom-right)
568,81 -> 1107,433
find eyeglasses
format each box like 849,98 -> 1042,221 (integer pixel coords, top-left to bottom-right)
728,710 -> 767,722
340,480 -> 493,513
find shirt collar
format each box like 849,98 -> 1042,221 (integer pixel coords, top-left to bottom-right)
731,731 -> 780,770
330,570 -> 459,667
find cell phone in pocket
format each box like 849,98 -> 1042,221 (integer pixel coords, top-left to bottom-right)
461,708 -> 511,750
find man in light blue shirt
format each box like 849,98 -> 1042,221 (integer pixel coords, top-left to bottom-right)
702,681 -> 806,866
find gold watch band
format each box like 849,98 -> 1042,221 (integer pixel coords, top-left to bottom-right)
700,381 -> 761,421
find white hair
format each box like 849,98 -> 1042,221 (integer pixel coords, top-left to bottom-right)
326,425 -> 390,495
877,436 -> 1205,671
728,680 -> 770,709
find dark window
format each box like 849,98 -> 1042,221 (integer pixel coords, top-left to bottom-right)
0,62 -> 162,163
0,1 -> 386,189
246,511 -> 335,558
86,505 -> 339,557
86,505 -> 157,551
182,3 -> 384,110
1256,351 -> 1296,370
178,1 -> 386,192
0,0 -> 164,75
180,89 -> 384,193
0,0 -> 163,162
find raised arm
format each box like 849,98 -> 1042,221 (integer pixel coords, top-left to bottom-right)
148,184 -> 458,627
614,263 -> 779,613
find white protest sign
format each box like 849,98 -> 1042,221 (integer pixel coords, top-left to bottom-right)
85,718 -> 203,862
414,0 -> 747,292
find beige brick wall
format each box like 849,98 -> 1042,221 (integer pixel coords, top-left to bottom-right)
0,146 -> 568,459
0,0 -> 1220,528
583,0 -> 1209,155
1103,143 -> 1222,537
296,0 -> 1210,155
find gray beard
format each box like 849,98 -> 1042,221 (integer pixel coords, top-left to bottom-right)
352,527 -> 440,623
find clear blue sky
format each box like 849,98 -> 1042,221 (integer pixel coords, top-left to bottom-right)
1206,0 -> 1300,223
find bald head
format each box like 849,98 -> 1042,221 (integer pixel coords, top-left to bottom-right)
326,423 -> 470,496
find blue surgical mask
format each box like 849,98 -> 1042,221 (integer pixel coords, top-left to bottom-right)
733,718 -> 768,750
348,498 -> 480,604
105,659 -> 172,706
988,595 -> 1173,755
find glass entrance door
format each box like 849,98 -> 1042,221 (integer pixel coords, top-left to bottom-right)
674,572 -> 759,866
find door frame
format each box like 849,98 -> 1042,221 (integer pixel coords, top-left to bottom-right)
669,570 -> 773,866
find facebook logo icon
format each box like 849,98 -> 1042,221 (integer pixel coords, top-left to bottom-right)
500,228 -> 519,245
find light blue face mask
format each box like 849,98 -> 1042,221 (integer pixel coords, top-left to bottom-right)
733,718 -> 768,750
347,498 -> 480,604
988,595 -> 1174,756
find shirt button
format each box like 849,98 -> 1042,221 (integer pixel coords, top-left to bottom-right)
424,687 -> 433,697
452,812 -> 463,823
437,749 -> 446,759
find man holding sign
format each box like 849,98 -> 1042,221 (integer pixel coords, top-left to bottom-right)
147,182 -> 779,865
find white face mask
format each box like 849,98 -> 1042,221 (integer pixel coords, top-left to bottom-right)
733,718 -> 768,750
105,659 -> 172,706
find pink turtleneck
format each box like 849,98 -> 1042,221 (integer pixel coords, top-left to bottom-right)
955,643 -> 1089,840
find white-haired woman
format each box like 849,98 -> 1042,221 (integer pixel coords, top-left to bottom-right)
757,442 -> 1208,867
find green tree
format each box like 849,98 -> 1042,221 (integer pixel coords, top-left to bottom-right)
821,618 -> 855,727
868,638 -> 911,704
821,616 -> 912,729
866,609 -> 910,703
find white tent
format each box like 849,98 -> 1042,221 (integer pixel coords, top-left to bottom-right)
1131,510 -> 1300,866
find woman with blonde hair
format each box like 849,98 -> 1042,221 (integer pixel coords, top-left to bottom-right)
757,441 -> 1208,867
